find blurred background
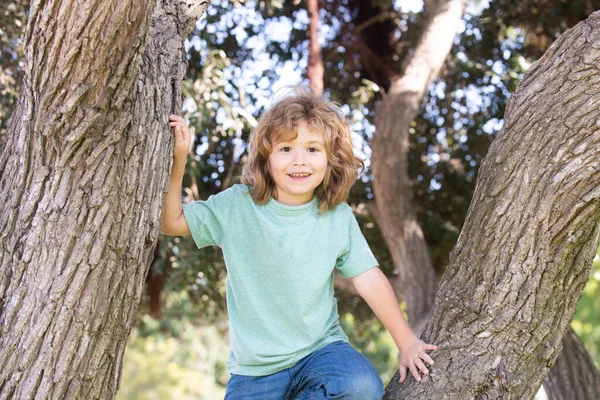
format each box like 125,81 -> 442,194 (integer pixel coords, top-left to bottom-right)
2,0 -> 599,398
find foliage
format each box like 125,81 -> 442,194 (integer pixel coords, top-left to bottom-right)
155,236 -> 229,323
340,311 -> 398,384
117,317 -> 229,400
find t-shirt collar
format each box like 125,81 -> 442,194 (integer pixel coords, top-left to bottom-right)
266,195 -> 319,216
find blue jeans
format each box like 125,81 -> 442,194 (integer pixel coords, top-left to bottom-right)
225,341 -> 384,400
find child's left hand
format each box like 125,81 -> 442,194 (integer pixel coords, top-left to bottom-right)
398,338 -> 438,383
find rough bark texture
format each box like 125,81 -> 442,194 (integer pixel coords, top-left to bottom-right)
0,1 -> 210,398
307,0 -> 324,95
371,0 -> 467,331
384,12 -> 600,399
545,328 -> 600,400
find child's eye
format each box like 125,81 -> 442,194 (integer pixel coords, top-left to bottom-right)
307,147 -> 319,153
281,146 -> 292,152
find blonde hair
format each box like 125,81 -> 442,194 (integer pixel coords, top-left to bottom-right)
241,86 -> 364,213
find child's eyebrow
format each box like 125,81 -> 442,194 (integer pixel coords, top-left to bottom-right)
307,140 -> 325,146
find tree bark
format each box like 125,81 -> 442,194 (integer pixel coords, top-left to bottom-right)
307,0 -> 324,95
371,0 -> 467,331
0,1 -> 210,398
384,12 -> 600,399
544,328 -> 600,400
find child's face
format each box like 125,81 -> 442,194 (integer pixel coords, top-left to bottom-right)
268,120 -> 328,206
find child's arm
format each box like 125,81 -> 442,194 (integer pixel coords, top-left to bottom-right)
161,115 -> 192,236
351,267 -> 438,383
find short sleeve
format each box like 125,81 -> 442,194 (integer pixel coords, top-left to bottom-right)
335,211 -> 379,278
182,188 -> 231,249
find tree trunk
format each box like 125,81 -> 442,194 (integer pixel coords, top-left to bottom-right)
0,1 -> 210,398
544,328 -> 600,399
371,0 -> 467,331
384,11 -> 600,399
307,0 -> 324,95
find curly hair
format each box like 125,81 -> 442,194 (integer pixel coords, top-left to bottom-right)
241,86 -> 364,213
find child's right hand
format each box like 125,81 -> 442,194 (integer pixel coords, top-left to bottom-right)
398,338 -> 437,383
169,114 -> 192,161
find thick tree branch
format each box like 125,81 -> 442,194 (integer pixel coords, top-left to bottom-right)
372,0 -> 467,332
385,12 -> 600,399
544,328 -> 600,400
0,1 -> 210,398
307,0 -> 324,95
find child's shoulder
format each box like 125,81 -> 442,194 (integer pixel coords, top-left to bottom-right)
229,183 -> 253,201
217,183 -> 249,197
234,183 -> 251,194
324,201 -> 354,220
202,184 -> 250,208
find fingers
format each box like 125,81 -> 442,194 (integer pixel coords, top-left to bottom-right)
169,115 -> 186,129
169,115 -> 190,141
399,365 -> 407,383
169,120 -> 185,130
174,125 -> 183,141
415,359 -> 429,375
168,114 -> 185,122
422,352 -> 435,366
409,364 -> 421,382
175,125 -> 188,141
399,342 -> 438,384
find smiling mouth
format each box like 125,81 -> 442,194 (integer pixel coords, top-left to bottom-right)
288,173 -> 312,178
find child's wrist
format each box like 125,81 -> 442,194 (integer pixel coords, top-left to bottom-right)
398,335 -> 419,352
174,152 -> 187,161
172,155 -> 187,168
169,159 -> 186,181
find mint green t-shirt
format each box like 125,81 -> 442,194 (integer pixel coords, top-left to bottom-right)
182,184 -> 379,376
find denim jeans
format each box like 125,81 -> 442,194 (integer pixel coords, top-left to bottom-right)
225,341 -> 384,400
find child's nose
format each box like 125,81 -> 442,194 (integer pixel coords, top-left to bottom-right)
292,152 -> 307,166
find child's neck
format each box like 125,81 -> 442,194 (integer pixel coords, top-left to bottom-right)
273,192 -> 314,206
